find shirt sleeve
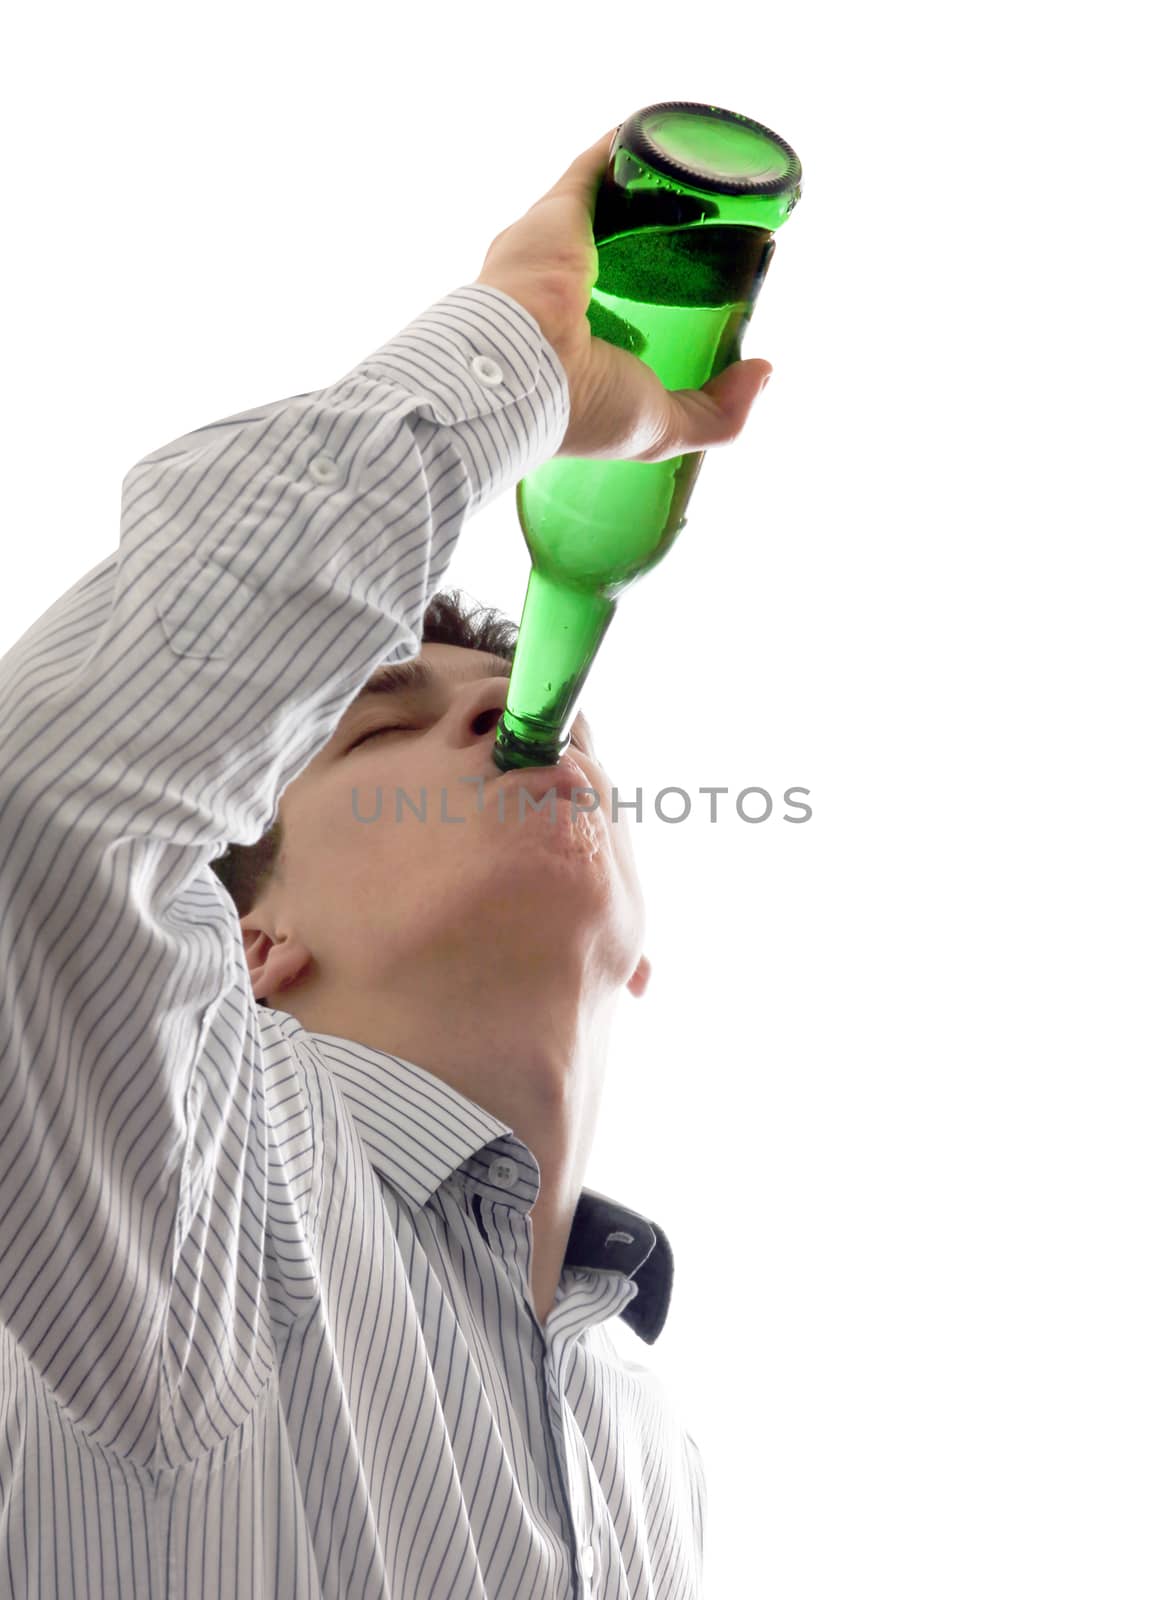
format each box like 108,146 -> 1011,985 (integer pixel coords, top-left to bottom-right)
0,284 -> 568,1465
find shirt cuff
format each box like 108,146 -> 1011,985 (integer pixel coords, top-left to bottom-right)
348,282 -> 572,513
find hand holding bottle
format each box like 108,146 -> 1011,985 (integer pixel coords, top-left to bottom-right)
474,128 -> 773,464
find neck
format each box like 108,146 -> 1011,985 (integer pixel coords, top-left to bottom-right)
287,934 -> 621,1326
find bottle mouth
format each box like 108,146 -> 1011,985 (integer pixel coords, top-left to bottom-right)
492,714 -> 570,773
622,102 -> 802,198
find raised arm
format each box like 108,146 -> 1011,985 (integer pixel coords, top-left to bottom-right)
0,283 -> 567,1464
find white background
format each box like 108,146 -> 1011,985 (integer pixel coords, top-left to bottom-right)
3,2 -> 1151,1595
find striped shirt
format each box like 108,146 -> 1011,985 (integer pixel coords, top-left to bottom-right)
0,284 -> 706,1598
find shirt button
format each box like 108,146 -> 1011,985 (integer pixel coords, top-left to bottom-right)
307,454 -> 339,485
488,1157 -> 517,1189
580,1544 -> 595,1579
470,353 -> 506,387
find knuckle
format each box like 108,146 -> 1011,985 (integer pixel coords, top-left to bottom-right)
633,419 -> 677,465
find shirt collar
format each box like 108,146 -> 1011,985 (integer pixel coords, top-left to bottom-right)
294,1024 -> 674,1345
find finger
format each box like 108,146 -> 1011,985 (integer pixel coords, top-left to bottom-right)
658,359 -> 774,458
544,126 -> 620,204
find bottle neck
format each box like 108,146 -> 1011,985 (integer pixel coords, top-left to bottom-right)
492,572 -> 617,772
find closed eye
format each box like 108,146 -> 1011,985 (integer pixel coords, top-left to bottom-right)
347,723 -> 414,751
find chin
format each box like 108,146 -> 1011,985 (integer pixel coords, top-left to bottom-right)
460,795 -> 642,926
501,808 -> 609,881
445,841 -> 643,981
466,818 -> 618,918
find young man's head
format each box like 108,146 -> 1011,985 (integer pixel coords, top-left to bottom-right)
210,590 -> 650,1032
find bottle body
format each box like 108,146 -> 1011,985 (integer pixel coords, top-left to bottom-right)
492,104 -> 801,771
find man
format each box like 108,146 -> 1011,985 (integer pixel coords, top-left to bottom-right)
0,126 -> 771,1598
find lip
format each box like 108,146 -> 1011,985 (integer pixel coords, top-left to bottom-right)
495,751 -> 594,798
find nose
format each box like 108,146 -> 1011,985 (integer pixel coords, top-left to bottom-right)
457,675 -> 510,754
472,704 -> 503,739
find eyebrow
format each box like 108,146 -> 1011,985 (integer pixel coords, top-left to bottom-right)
354,656 -> 510,701
348,654 -> 595,747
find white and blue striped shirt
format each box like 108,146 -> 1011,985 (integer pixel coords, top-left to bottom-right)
0,284 -> 706,1598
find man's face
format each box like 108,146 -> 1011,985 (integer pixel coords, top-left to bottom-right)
251,643 -> 647,1000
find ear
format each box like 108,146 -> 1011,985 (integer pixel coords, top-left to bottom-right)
626,951 -> 651,999
239,913 -> 313,1003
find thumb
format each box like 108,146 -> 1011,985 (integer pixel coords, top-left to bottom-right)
544,125 -> 620,204
664,358 -> 773,454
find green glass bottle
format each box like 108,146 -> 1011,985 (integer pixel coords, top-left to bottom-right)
491,101 -> 802,772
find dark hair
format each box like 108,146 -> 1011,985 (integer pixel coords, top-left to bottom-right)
209,589 -> 517,1000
